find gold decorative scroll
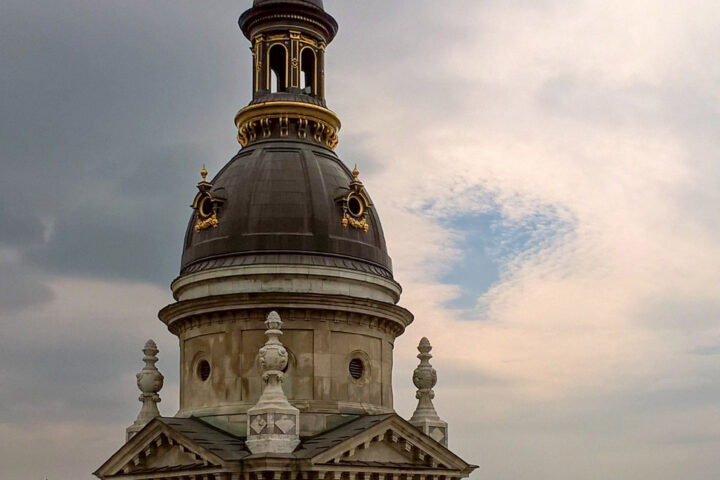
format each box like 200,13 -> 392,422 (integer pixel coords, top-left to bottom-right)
194,212 -> 219,232
235,101 -> 341,150
341,213 -> 369,232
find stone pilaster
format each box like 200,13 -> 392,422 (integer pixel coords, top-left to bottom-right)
246,311 -> 300,454
126,339 -> 164,440
409,337 -> 448,446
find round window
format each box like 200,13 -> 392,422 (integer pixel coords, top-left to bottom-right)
349,358 -> 364,380
347,195 -> 364,217
197,359 -> 211,381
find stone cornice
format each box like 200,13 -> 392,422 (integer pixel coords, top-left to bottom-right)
180,252 -> 393,281
172,262 -> 402,304
158,293 -> 413,337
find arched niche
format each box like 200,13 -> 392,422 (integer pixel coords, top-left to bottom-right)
300,47 -> 317,95
268,44 -> 288,93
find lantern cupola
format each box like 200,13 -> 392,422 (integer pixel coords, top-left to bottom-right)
235,0 -> 340,149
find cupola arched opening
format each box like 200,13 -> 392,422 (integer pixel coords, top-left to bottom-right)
268,44 -> 288,93
300,47 -> 317,95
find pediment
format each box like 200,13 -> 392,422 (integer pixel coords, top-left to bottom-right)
308,414 -> 473,474
94,418 -> 230,479
348,440 -> 413,463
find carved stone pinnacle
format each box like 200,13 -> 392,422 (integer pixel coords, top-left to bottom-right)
246,311 -> 300,454
126,339 -> 164,440
409,337 -> 448,446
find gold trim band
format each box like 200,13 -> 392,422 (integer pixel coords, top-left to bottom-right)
235,101 -> 341,150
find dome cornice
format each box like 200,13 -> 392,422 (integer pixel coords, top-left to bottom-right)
235,101 -> 341,150
239,4 -> 338,43
158,292 -> 414,337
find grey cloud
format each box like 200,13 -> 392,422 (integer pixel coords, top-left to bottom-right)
639,298 -> 720,331
0,283 -> 179,424
690,344 -> 720,356
24,144 -> 208,284
536,74 -> 663,126
0,338 -> 178,424
436,362 -> 513,389
536,70 -> 720,158
0,263 -> 54,310
0,0 -> 249,284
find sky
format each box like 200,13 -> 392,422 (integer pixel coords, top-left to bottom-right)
1,0 -> 719,479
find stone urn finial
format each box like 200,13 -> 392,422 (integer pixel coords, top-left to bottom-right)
413,337 -> 437,392
126,339 -> 164,440
259,311 -> 287,380
409,337 -> 449,446
246,311 -> 300,454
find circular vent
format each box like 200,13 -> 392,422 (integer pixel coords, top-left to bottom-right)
197,360 -> 211,381
347,195 -> 364,217
349,358 -> 364,380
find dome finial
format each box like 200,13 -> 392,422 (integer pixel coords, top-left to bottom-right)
200,164 -> 208,182
352,164 -> 360,182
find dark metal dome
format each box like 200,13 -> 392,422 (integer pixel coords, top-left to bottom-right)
180,140 -> 393,278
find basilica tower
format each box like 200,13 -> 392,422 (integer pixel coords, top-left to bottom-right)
96,2 -> 476,479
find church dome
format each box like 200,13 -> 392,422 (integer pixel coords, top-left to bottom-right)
180,139 -> 393,279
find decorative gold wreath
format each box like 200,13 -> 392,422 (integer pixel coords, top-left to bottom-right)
339,165 -> 372,232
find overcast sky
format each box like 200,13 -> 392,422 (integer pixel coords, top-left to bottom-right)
2,1 -> 720,479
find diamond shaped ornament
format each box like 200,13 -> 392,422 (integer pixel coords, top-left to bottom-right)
275,415 -> 296,434
250,415 -> 267,434
430,427 -> 445,443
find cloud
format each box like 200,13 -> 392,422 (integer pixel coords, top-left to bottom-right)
331,1 -> 720,477
0,257 -> 54,311
332,0 -> 720,386
0,0 -> 245,284
0,275 -> 178,420
0,275 -> 180,478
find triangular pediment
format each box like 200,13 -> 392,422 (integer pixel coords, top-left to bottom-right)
343,439 -> 414,463
94,418 -> 240,479
305,414 -> 475,475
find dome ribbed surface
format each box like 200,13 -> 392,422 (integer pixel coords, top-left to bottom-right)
181,141 -> 392,277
